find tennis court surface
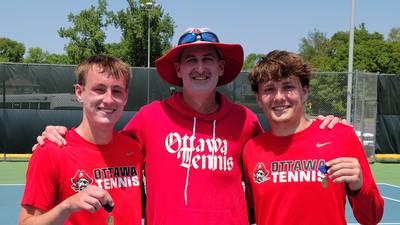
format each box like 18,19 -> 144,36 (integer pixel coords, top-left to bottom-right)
1,183 -> 399,225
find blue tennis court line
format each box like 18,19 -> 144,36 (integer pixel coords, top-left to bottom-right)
1,183 -> 399,225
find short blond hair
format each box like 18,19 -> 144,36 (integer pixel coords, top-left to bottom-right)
75,55 -> 132,89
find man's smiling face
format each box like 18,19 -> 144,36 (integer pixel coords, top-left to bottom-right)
174,45 -> 225,95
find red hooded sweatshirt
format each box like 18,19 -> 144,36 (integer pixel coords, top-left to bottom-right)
123,92 -> 263,225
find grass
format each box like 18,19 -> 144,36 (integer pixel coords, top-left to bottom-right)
1,161 -> 399,186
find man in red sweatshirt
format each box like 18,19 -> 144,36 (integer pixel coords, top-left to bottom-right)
35,28 -> 342,225
243,50 -> 384,225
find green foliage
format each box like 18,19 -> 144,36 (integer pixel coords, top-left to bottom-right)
298,24 -> 400,119
58,0 -> 109,64
0,37 -> 25,62
24,47 -> 69,64
24,48 -> 47,63
108,0 -> 174,67
56,0 -> 174,67
44,54 -> 70,65
307,73 -> 347,117
299,24 -> 400,74
243,53 -> 265,71
388,27 -> 400,42
386,41 -> 400,74
300,25 -> 377,118
299,30 -> 333,72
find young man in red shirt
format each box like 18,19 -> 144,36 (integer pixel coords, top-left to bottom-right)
243,50 -> 384,225
19,55 -> 142,225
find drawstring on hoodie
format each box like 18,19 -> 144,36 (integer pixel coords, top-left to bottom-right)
212,120 -> 216,170
184,117 -> 196,206
184,118 -> 217,206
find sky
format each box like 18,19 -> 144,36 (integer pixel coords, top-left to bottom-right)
1,0 -> 399,57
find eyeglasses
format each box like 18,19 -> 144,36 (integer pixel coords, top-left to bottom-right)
178,31 -> 220,45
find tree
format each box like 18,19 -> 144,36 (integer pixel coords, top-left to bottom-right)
44,54 -> 70,65
299,24 -> 400,74
0,37 -> 25,62
298,24 -> 400,119
24,47 -> 69,64
58,0 -> 109,64
307,73 -> 347,117
108,0 -> 174,67
388,27 -> 400,42
299,30 -> 332,72
303,31 -> 348,116
24,48 -> 47,63
58,0 -> 174,67
243,53 -> 265,71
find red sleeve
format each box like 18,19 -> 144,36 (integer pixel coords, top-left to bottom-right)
122,109 -> 144,146
21,144 -> 60,211
242,140 -> 256,224
241,108 -> 262,223
122,109 -> 148,221
346,129 -> 384,225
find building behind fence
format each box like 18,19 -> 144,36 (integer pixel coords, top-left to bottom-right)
0,62 -> 398,158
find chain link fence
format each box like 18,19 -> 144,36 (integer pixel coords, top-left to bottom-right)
351,72 -> 378,162
0,63 -> 381,158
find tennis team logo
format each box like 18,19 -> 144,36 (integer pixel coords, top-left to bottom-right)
164,132 -> 233,171
253,162 -> 270,184
71,169 -> 93,192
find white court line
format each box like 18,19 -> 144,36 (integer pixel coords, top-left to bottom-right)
0,184 -> 24,186
376,183 -> 400,203
382,196 -> 400,203
377,183 -> 400,189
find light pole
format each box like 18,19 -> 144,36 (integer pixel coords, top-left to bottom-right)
141,1 -> 156,103
346,0 -> 356,123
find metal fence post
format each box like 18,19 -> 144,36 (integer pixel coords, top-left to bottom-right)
359,73 -> 366,145
147,68 -> 150,104
1,64 -> 5,108
353,71 -> 358,125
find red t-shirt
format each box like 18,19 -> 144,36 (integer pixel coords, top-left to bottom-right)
243,120 -> 383,225
21,129 -> 143,225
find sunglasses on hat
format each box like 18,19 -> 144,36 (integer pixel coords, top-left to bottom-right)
178,31 -> 220,45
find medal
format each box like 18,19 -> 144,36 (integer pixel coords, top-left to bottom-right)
321,176 -> 328,188
318,164 -> 329,174
318,164 -> 330,188
107,215 -> 114,225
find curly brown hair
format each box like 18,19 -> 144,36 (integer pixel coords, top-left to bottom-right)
248,50 -> 312,93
